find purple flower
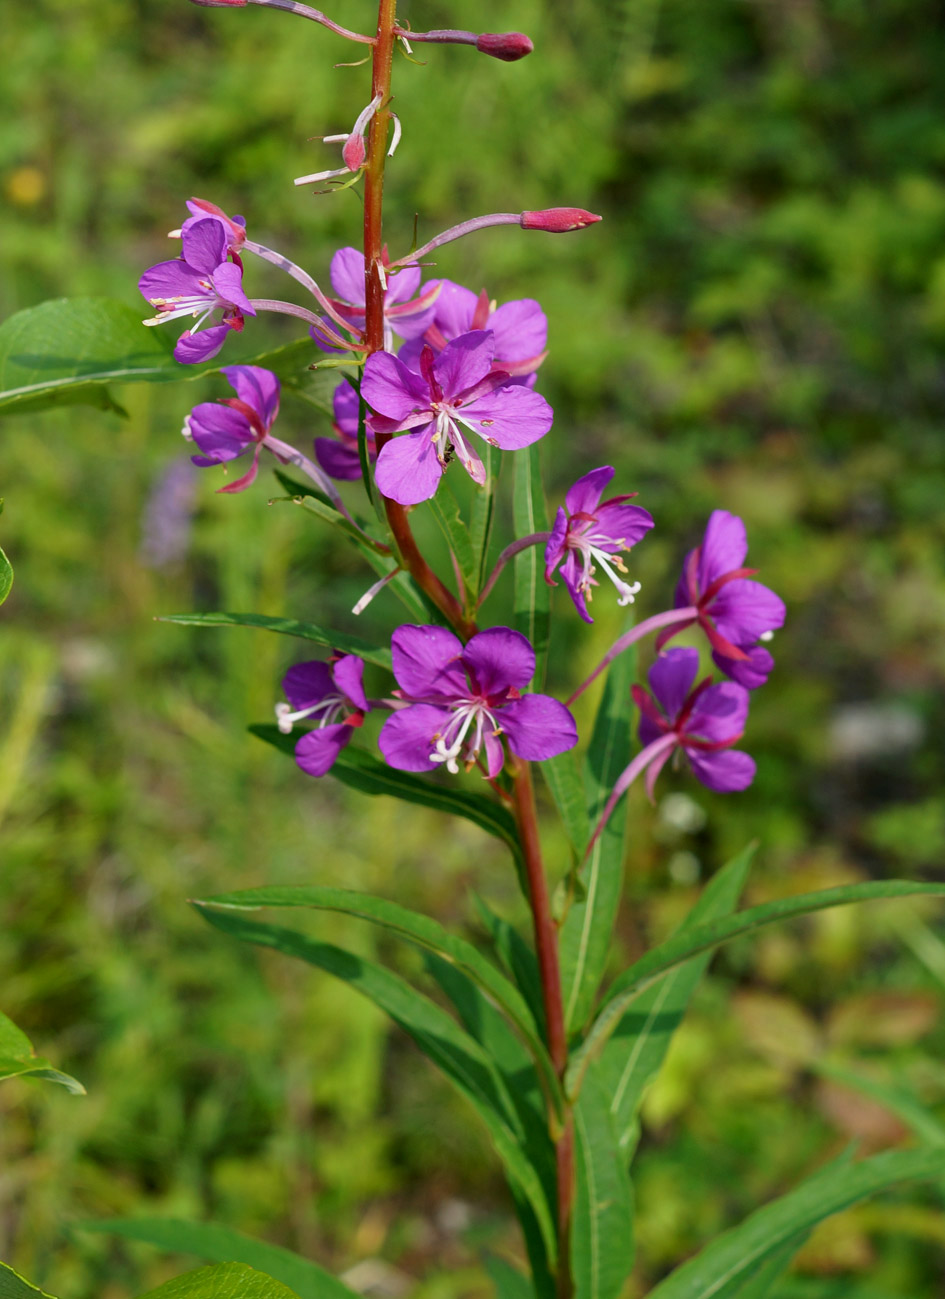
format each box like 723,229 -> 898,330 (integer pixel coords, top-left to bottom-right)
140,218 -> 254,363
544,466 -> 655,622
398,280 -> 547,383
313,246 -> 439,352
314,379 -> 376,482
276,655 -> 369,778
364,332 -> 554,505
659,510 -> 786,687
378,625 -> 577,777
171,197 -> 247,257
185,365 -> 301,493
634,647 -> 755,795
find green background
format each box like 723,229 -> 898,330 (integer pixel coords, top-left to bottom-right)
2,0 -> 945,1295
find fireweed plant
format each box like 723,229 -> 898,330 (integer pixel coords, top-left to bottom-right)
3,4 -> 945,1299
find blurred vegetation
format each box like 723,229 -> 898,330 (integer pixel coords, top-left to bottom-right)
2,0 -> 945,1296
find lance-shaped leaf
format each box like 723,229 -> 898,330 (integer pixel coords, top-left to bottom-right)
484,1255 -> 537,1299
643,1147 -> 944,1299
512,445 -> 550,685
470,445 -> 497,596
474,895 -> 546,1037
597,844 -> 755,1152
540,750 -> 589,858
718,1232 -> 808,1299
196,908 -> 557,1263
0,1263 -> 57,1299
428,484 -> 478,600
572,1062 -> 635,1299
194,885 -> 561,1118
158,611 -> 391,669
0,1011 -> 84,1094
0,546 -> 12,606
567,880 -> 945,1098
251,726 -> 525,874
78,1219 -> 354,1299
559,648 -> 635,1033
140,1262 -> 300,1299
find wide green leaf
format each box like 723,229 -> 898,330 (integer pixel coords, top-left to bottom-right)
194,885 -> 560,1114
512,445 -> 550,685
140,1262 -> 300,1299
79,1218 -> 355,1299
158,611 -> 391,669
196,909 -> 557,1262
572,1063 -> 635,1299
559,647 -> 635,1033
0,546 -> 12,606
597,844 -> 755,1152
568,880 -> 945,1096
540,750 -> 590,858
0,1011 -> 84,1094
251,726 -> 524,873
644,1147 -> 943,1299
0,1263 -> 56,1299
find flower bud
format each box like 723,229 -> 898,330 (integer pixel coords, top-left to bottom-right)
475,32 -> 534,62
520,208 -> 603,233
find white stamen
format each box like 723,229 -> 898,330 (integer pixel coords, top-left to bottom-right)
181,414 -> 194,442
429,699 -> 500,774
275,692 -> 345,734
294,166 -> 350,186
759,630 -> 774,642
388,113 -> 402,157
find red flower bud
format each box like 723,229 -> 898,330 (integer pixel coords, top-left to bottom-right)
520,208 -> 603,233
475,31 -> 534,62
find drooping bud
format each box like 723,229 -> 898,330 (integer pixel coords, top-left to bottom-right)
475,32 -> 534,61
520,208 -> 603,233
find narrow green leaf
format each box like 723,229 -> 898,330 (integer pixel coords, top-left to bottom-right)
483,1255 -> 536,1299
428,485 -> 478,597
79,1219 -> 354,1299
569,881 -> 945,1099
157,611 -> 391,669
644,1147 -> 943,1299
196,909 -> 557,1263
250,727 -> 525,873
720,1232 -> 807,1299
0,546 -> 12,606
280,364 -> 338,414
470,445 -> 497,595
140,1262 -> 300,1299
597,844 -> 755,1151
193,885 -> 561,1113
0,1264 -> 56,1299
512,446 -> 550,683
811,1061 -> 945,1148
474,895 -> 546,1037
559,647 -> 635,1033
540,751 -> 590,856
572,1063 -> 635,1299
0,1012 -> 84,1094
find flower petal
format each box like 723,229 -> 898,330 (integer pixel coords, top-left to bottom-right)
294,723 -> 351,777
710,579 -> 786,646
139,259 -> 207,304
488,298 -> 547,364
386,263 -> 422,305
181,217 -> 228,274
222,365 -> 280,428
462,627 -> 535,698
500,694 -> 578,761
458,384 -> 553,450
591,502 -> 654,549
429,279 -> 478,340
330,246 -> 366,305
564,466 -> 614,517
686,681 -> 749,744
378,704 -> 453,771
333,378 -> 360,434
362,351 -> 430,422
283,660 -> 334,709
374,428 -> 445,505
434,330 -> 495,398
174,324 -> 230,364
712,643 -> 774,690
482,729 -> 506,778
648,648 -> 700,722
697,510 -> 748,590
560,550 -> 593,623
314,437 -> 363,481
687,747 -> 756,793
332,655 -> 368,712
212,262 -> 255,315
187,401 -> 254,462
544,506 -> 569,581
390,624 -> 466,701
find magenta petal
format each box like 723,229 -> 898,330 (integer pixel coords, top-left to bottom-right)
223,365 -> 280,427
390,624 -> 465,701
188,402 -> 254,462
592,502 -> 654,548
430,280 -> 478,340
686,681 -> 749,744
564,466 -> 613,517
489,299 -> 548,364
212,262 -> 255,315
500,694 -> 578,761
139,259 -> 206,303
332,655 -> 368,712
294,723 -> 351,778
711,579 -> 786,645
434,330 -> 495,398
283,660 -> 334,709
459,385 -> 553,450
697,510 -> 748,589
648,648 -> 700,722
314,437 -> 363,481
386,263 -> 422,305
560,550 -> 593,623
181,218 -> 228,274
544,507 -> 569,580
174,325 -> 230,364
362,351 -> 430,421
378,704 -> 452,772
712,643 -> 774,689
374,429 -> 445,505
333,379 -> 360,435
330,246 -> 366,305
482,730 -> 505,778
462,628 -> 535,698
688,747 -> 756,793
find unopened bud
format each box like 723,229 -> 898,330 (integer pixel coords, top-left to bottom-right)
475,31 -> 534,62
342,135 -> 366,171
520,208 -> 602,233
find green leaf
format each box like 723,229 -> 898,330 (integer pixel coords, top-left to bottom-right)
470,445 -> 497,595
0,1011 -> 85,1094
193,885 -> 561,1115
0,1263 -> 56,1299
540,751 -> 590,857
572,1063 -> 635,1299
79,1219 -> 355,1299
512,446 -> 550,685
196,909 -> 557,1264
0,546 -> 12,606
157,611 -> 391,669
250,727 -> 525,874
597,844 -> 755,1152
139,1262 -> 300,1299
483,1255 -> 536,1299
559,647 -> 635,1033
720,1233 -> 808,1299
474,895 -> 546,1037
644,1147 -> 943,1299
568,880 -> 945,1099
428,485 -> 478,600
